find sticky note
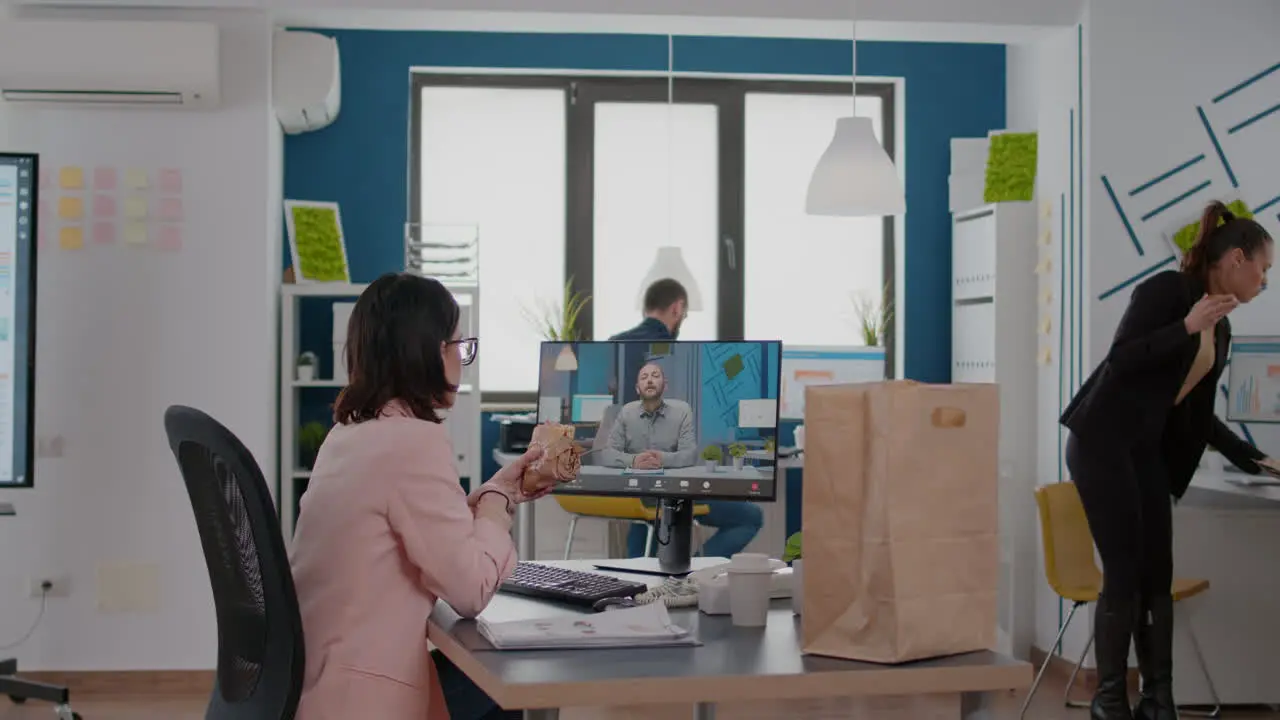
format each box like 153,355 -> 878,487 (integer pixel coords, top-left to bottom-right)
93,167 -> 118,191
57,196 -> 85,221
158,168 -> 182,194
157,196 -> 182,221
92,222 -> 117,245
124,196 -> 148,220
1040,229 -> 1052,245
156,224 -> 182,251
123,222 -> 148,246
59,226 -> 84,250
1039,347 -> 1053,365
58,166 -> 85,190
92,194 -> 117,219
1043,200 -> 1053,219
1034,258 -> 1052,275
124,169 -> 149,190
1042,288 -> 1053,304
1039,316 -> 1052,335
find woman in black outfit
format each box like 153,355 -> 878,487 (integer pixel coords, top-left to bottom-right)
1061,200 -> 1278,720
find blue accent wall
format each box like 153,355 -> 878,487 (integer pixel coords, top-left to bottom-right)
283,29 -> 1006,383
284,29 -> 1007,536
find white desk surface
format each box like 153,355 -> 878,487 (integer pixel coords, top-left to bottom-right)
1186,468 -> 1280,508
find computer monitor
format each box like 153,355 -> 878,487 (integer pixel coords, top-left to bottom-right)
1225,336 -> 1280,424
0,154 -> 38,487
536,339 -> 782,575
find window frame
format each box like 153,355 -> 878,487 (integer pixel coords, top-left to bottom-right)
409,73 -> 897,407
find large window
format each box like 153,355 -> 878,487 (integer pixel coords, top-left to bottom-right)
411,75 -> 896,402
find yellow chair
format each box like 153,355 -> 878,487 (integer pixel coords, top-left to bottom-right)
556,495 -> 711,559
1020,482 -> 1220,719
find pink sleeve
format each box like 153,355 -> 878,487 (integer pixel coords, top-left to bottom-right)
386,470 -> 517,619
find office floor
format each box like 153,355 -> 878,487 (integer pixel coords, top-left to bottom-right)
1,679 -> 1277,720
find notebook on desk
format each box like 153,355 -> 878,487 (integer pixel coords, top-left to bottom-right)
476,602 -> 698,651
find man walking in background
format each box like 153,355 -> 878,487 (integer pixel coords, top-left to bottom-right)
610,278 -> 763,559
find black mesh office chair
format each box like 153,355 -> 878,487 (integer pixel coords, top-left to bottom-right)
163,405 -> 304,720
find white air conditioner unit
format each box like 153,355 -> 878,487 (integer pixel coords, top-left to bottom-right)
0,20 -> 219,108
273,30 -> 340,134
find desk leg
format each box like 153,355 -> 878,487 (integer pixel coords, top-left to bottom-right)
960,691 -> 995,719
693,701 -> 716,719
523,710 -> 558,720
517,501 -> 537,559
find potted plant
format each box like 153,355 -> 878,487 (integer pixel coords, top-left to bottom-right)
784,532 -> 804,615
728,442 -> 748,470
849,282 -> 894,347
700,444 -> 722,471
524,276 -> 591,341
296,351 -> 318,382
298,421 -> 329,470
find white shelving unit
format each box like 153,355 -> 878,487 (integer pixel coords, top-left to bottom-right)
279,282 -> 482,544
950,202 -> 1038,660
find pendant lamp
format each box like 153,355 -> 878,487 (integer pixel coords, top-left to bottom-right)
635,246 -> 703,311
553,345 -> 578,371
805,1 -> 905,217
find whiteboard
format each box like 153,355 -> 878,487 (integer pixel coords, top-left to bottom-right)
780,346 -> 886,420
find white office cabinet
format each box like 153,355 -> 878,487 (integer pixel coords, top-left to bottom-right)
951,202 -> 1038,660
278,282 -> 481,546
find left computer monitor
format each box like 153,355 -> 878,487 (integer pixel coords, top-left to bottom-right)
0,153 -> 37,487
535,339 -> 783,503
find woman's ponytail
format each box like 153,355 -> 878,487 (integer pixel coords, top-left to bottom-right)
1181,200 -> 1233,280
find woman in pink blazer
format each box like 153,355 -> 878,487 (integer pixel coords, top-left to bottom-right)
290,273 -> 545,720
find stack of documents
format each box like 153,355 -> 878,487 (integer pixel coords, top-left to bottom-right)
477,602 -> 697,650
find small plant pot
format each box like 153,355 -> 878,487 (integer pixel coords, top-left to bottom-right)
296,365 -> 315,382
704,459 -> 717,472
732,457 -> 744,471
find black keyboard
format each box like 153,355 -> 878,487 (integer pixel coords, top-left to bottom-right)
499,562 -> 648,607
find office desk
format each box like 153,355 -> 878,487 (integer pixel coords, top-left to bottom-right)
428,561 -> 1031,719
495,451 -> 803,560
1186,467 -> 1280,507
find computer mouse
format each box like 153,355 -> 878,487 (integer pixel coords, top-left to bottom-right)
592,596 -> 637,613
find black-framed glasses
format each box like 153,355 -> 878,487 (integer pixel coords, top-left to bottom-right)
448,337 -> 478,366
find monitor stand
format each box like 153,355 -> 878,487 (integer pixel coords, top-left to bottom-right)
593,499 -> 725,577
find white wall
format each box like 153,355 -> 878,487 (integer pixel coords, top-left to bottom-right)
1024,21 -> 1086,661
1087,0 -> 1280,373
0,8 -> 279,670
1029,0 -> 1280,666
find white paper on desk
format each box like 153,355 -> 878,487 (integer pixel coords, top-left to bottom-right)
477,602 -> 696,650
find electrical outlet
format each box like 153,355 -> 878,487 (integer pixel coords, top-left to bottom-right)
29,575 -> 70,598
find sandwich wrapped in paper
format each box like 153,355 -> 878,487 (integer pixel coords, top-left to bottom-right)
521,422 -> 586,494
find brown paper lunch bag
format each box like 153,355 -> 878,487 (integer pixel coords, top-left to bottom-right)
800,380 -> 1000,664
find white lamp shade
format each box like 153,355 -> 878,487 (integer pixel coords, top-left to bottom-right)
554,345 -> 578,371
634,246 -> 704,311
805,116 -> 905,217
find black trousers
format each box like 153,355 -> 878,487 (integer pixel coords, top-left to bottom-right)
1065,432 -> 1174,602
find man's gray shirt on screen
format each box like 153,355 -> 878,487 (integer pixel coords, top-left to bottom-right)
603,399 -> 698,468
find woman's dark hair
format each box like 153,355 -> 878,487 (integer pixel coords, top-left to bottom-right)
1182,200 -> 1273,281
333,272 -> 460,425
